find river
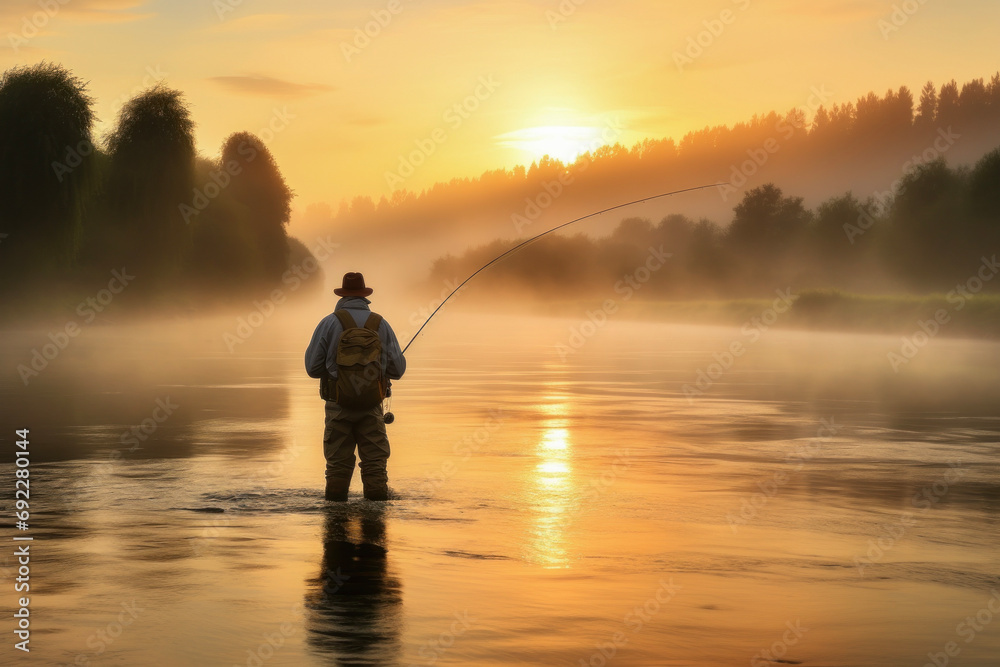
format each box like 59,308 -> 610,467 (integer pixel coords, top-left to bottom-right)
1,308 -> 998,665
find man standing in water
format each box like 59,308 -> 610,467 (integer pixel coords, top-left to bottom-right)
305,272 -> 406,501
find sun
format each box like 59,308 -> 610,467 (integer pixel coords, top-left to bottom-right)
495,125 -> 608,164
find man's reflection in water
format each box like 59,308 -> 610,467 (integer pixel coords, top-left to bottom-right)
304,503 -> 402,665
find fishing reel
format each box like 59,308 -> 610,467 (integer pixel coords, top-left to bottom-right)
383,383 -> 395,425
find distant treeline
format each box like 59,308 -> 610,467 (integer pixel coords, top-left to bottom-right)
0,62 -> 319,313
302,72 -> 1000,251
428,151 -> 1000,299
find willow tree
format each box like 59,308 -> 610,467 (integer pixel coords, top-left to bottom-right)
221,131 -> 293,282
104,85 -> 196,282
0,62 -> 96,276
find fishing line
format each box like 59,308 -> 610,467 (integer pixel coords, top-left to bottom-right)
400,182 -> 726,355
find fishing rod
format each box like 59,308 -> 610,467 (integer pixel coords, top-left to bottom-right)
382,181 -> 725,424
402,182 -> 725,353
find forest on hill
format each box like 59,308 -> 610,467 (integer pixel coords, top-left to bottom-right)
301,72 -> 1000,256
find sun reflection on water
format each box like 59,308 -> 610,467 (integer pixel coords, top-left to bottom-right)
528,397 -> 576,568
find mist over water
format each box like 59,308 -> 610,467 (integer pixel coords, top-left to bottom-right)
2,304 -> 998,665
5,6 -> 1000,665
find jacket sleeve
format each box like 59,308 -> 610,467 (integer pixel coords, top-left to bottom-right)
381,320 -> 407,380
304,320 -> 329,379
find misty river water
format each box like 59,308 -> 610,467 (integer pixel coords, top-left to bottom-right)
1,308 -> 999,666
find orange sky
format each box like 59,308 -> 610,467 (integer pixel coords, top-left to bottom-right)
3,0 -> 998,211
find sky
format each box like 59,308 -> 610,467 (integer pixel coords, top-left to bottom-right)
3,0 -> 999,211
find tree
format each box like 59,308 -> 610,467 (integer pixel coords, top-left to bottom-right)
810,106 -> 831,134
968,148 -> 1000,234
916,81 -> 937,127
937,80 -> 960,126
811,192 -> 879,267
885,159 -> 967,287
728,184 -> 812,255
959,78 -> 989,121
612,216 -> 655,247
891,86 -> 915,127
0,62 -> 95,274
105,85 -> 196,281
988,73 -> 1000,111
220,132 -> 294,282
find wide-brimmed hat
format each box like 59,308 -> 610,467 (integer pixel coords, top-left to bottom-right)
334,272 -> 374,297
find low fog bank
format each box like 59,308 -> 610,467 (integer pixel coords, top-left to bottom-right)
6,311 -> 1000,465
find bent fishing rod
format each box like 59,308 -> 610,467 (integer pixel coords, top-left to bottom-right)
401,182 -> 726,355
382,182 -> 725,423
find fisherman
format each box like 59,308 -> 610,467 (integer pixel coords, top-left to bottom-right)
305,272 -> 406,501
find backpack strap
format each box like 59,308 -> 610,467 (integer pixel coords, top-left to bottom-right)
363,312 -> 383,332
334,310 -> 356,331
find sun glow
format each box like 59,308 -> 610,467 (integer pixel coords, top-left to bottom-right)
496,125 -> 607,164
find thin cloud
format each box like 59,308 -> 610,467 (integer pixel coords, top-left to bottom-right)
205,13 -> 301,34
348,115 -> 387,127
773,0 -> 884,22
0,0 -> 156,24
208,74 -> 336,98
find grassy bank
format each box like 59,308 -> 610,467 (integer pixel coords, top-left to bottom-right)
536,290 -> 1000,339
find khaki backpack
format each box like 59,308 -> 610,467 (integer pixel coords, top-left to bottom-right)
319,310 -> 387,409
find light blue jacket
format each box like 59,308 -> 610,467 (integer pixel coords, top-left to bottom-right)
304,297 -> 406,381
